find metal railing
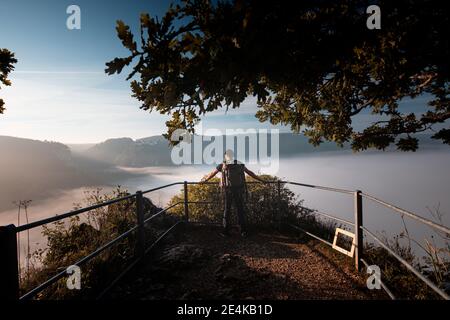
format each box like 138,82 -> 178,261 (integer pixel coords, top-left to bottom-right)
283,184 -> 450,300
1,180 -> 449,300
0,182 -> 185,301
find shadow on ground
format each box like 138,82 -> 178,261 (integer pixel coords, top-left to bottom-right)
107,224 -> 386,300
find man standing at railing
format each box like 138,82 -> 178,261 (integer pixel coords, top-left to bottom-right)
201,150 -> 266,238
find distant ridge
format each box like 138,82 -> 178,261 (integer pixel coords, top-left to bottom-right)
0,136 -> 139,211
79,133 -> 445,168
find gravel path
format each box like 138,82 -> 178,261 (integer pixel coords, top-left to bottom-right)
109,224 -> 386,300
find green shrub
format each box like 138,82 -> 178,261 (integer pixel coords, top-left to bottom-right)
168,175 -> 312,227
21,187 -> 150,300
363,232 -> 449,300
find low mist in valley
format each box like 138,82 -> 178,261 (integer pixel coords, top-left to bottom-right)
0,136 -> 143,212
1,134 -> 449,259
274,150 -> 450,254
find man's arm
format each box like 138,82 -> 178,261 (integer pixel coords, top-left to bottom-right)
201,169 -> 219,182
244,167 -> 266,183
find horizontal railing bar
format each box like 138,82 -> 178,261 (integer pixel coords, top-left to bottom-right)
145,221 -> 183,254
11,180 -> 355,233
142,182 -> 183,194
15,183 -> 184,233
16,194 -> 136,233
289,223 -> 334,247
361,226 -> 449,300
188,201 -> 216,204
20,225 -> 138,300
188,180 -> 355,195
187,181 -> 279,185
362,193 -> 450,235
186,181 -> 218,185
360,258 -> 396,300
143,202 -> 182,224
305,208 -> 355,226
98,220 -> 184,300
285,181 -> 354,195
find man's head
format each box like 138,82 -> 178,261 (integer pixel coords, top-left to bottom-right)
224,149 -> 234,163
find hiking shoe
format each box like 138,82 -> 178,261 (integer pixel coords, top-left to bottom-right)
219,231 -> 230,238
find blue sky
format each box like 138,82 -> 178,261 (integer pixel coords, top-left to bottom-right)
0,0 -> 433,144
0,0 -> 171,71
0,0 -> 275,143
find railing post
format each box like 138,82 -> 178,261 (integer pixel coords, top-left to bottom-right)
354,190 -> 363,271
184,181 -> 189,223
277,181 -> 281,201
0,224 -> 19,300
277,181 -> 282,227
136,191 -> 145,258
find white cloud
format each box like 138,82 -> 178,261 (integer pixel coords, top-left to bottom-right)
0,73 -> 169,143
0,72 -> 300,143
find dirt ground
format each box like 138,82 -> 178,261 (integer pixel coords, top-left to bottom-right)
108,224 -> 387,300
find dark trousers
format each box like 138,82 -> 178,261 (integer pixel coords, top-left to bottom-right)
223,187 -> 247,233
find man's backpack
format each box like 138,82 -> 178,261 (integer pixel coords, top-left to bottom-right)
222,160 -> 246,188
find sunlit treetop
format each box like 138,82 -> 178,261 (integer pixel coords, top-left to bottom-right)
106,0 -> 449,151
